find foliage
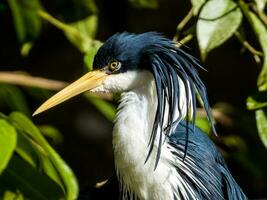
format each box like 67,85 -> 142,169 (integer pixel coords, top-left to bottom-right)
1,0 -> 267,198
0,112 -> 78,199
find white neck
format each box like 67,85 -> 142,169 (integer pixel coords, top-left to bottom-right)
111,70 -> 194,200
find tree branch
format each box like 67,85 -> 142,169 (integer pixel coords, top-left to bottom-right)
0,71 -> 112,100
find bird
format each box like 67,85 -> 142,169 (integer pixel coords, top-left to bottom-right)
33,32 -> 248,200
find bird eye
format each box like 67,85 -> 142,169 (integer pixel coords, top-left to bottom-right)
109,61 -> 121,72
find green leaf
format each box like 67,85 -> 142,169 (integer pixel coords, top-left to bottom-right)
20,42 -> 34,57
221,135 -> 247,151
128,0 -> 158,9
0,155 -> 63,200
85,94 -> 116,121
84,41 -> 103,71
245,10 -> 267,91
197,0 -> 242,60
247,92 -> 267,110
37,10 -> 98,53
191,0 -> 206,15
53,0 -> 98,22
15,133 -> 39,168
38,125 -> 63,145
195,116 -> 211,134
256,109 -> 267,148
7,0 -> 42,43
9,112 -> 78,200
64,15 -> 98,52
34,147 -> 65,191
0,84 -> 30,116
255,0 -> 266,11
0,120 -> 17,174
2,190 -> 24,200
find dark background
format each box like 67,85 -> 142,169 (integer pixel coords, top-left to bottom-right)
0,0 -> 266,199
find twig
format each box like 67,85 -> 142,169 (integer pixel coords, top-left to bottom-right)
176,34 -> 193,48
0,71 -> 66,90
173,8 -> 193,41
37,10 -> 87,43
0,71 -> 113,100
251,3 -> 267,27
234,31 -> 263,62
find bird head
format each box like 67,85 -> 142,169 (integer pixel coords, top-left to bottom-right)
33,32 -> 215,139
33,32 -> 171,115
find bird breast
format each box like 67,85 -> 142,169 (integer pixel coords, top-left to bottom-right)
112,74 -> 178,200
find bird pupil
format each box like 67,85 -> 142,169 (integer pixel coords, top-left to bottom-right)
110,62 -> 117,70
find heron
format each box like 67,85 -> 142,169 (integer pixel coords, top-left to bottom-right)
33,32 -> 248,200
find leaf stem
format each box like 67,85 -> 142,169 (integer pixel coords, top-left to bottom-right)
175,34 -> 194,48
234,31 -> 263,61
173,8 -> 193,41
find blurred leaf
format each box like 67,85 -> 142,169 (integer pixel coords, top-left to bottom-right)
247,92 -> 267,110
256,109 -> 267,148
37,10 -> 98,53
64,15 -> 98,52
15,133 -> 39,168
128,0 -> 158,9
3,190 -> 24,200
0,156 -> 63,200
0,84 -> 30,116
9,112 -> 78,200
20,42 -> 34,57
245,10 -> 267,91
38,125 -> 63,145
195,116 -> 211,134
7,0 -> 42,43
0,120 -> 17,174
84,41 -> 103,70
191,0 -> 206,15
54,0 -> 98,22
221,135 -> 247,151
85,94 -> 116,121
197,0 -> 242,60
255,0 -> 266,11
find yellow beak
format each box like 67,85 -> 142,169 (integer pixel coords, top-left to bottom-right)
33,70 -> 108,116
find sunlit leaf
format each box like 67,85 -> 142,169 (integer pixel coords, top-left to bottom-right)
0,84 -> 30,116
0,156 -> 63,200
7,0 -> 42,43
191,0 -> 206,15
197,0 -> 242,60
245,11 -> 267,91
0,120 -> 17,174
129,0 -> 158,9
2,190 -> 24,200
255,0 -> 266,11
256,109 -> 267,148
20,42 -> 34,57
38,125 -> 63,145
84,41 -> 102,71
64,15 -> 98,52
195,116 -> 211,134
9,112 -> 78,200
247,92 -> 267,110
